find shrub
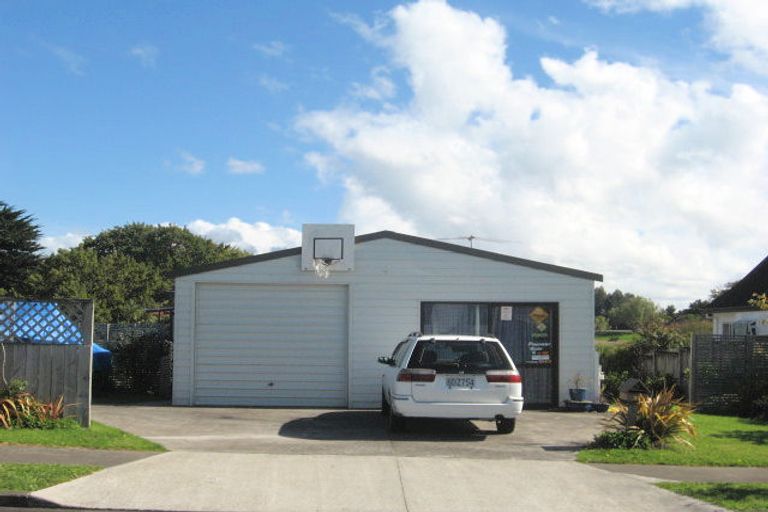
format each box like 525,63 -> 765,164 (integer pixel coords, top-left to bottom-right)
102,331 -> 173,397
602,370 -> 630,401
0,392 -> 67,429
597,343 -> 636,374
602,387 -> 696,448
1,378 -> 28,398
590,429 -> 650,449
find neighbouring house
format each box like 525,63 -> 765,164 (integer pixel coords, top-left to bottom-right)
171,225 -> 602,409
708,254 -> 768,336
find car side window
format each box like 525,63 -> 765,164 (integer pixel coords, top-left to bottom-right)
391,341 -> 408,366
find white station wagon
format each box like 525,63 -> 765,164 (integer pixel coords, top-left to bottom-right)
378,332 -> 524,433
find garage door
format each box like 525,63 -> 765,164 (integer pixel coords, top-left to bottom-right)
193,284 -> 348,407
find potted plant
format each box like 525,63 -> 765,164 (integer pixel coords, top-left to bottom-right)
569,373 -> 588,401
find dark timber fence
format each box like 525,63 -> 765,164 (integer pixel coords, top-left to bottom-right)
0,298 -> 94,426
690,334 -> 768,413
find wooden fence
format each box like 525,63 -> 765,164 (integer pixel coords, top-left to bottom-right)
690,334 -> 768,413
639,348 -> 691,394
0,298 -> 93,426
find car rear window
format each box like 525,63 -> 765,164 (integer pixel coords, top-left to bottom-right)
407,339 -> 512,373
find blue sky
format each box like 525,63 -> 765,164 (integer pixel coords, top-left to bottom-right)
2,0 -> 767,306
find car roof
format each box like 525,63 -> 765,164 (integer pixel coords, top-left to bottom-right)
413,334 -> 501,342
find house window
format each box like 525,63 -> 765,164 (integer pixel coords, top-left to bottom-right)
421,302 -> 556,365
722,323 -> 732,335
421,303 -> 489,336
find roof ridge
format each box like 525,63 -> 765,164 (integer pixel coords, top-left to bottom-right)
173,230 -> 602,281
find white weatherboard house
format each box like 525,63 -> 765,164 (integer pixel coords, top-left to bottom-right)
708,254 -> 768,336
172,225 -> 603,409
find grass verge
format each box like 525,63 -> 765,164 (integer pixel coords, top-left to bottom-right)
658,482 -> 768,512
0,421 -> 164,451
0,463 -> 100,492
578,414 -> 768,466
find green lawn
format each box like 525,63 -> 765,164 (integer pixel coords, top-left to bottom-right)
658,483 -> 768,512
0,421 -> 164,451
0,463 -> 101,492
594,332 -> 640,343
578,414 -> 768,466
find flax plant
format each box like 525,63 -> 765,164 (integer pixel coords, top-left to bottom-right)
607,386 -> 696,448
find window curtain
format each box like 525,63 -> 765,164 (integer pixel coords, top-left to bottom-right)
422,303 -> 488,335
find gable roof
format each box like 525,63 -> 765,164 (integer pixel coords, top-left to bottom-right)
173,230 -> 603,281
709,254 -> 768,312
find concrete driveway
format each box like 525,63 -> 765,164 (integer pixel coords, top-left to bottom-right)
89,403 -> 604,461
31,404 -> 723,512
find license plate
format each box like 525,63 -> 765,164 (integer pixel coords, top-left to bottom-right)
446,377 -> 475,389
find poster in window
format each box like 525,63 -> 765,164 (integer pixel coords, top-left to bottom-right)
526,306 -> 552,364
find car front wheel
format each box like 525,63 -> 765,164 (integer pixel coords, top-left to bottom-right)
496,418 -> 516,434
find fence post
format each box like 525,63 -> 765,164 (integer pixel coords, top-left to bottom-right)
79,300 -> 94,427
689,334 -> 696,405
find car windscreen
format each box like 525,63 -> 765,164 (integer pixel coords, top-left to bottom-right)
407,340 -> 512,373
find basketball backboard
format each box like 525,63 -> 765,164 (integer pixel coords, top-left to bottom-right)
301,224 -> 355,273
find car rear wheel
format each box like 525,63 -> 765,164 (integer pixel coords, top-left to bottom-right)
387,404 -> 406,433
496,418 -> 516,434
381,391 -> 390,416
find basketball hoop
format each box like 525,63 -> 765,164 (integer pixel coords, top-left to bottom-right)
313,258 -> 336,279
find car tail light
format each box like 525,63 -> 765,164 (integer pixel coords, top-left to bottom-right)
486,370 -> 522,383
397,369 -> 437,382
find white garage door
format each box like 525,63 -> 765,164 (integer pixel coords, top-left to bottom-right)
193,284 -> 348,407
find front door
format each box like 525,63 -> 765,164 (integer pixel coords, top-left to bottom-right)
488,304 -> 557,407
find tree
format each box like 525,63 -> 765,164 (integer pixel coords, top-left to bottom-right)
0,201 -> 42,296
748,293 -> 768,310
608,296 -> 659,330
663,304 -> 677,320
81,223 -> 248,276
32,248 -> 164,323
595,315 -> 610,332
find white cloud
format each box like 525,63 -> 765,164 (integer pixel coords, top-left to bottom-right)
178,151 -> 206,175
587,0 -> 768,75
40,233 -> 85,254
296,0 -> 768,307
227,157 -> 265,175
258,75 -> 289,93
253,41 -> 288,58
351,66 -> 397,101
186,218 -> 300,254
46,44 -> 86,75
129,44 -> 158,67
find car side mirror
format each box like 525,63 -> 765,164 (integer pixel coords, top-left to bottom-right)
377,356 -> 396,366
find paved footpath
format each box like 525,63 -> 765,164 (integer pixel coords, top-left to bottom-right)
0,445 -> 154,467
591,463 -> 768,483
29,451 -> 728,512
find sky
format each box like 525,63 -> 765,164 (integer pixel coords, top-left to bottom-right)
2,0 -> 767,308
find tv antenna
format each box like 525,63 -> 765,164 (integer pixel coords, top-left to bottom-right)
437,235 -> 517,249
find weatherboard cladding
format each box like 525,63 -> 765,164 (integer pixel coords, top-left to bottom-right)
173,236 -> 599,408
173,230 -> 603,282
709,254 -> 768,312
